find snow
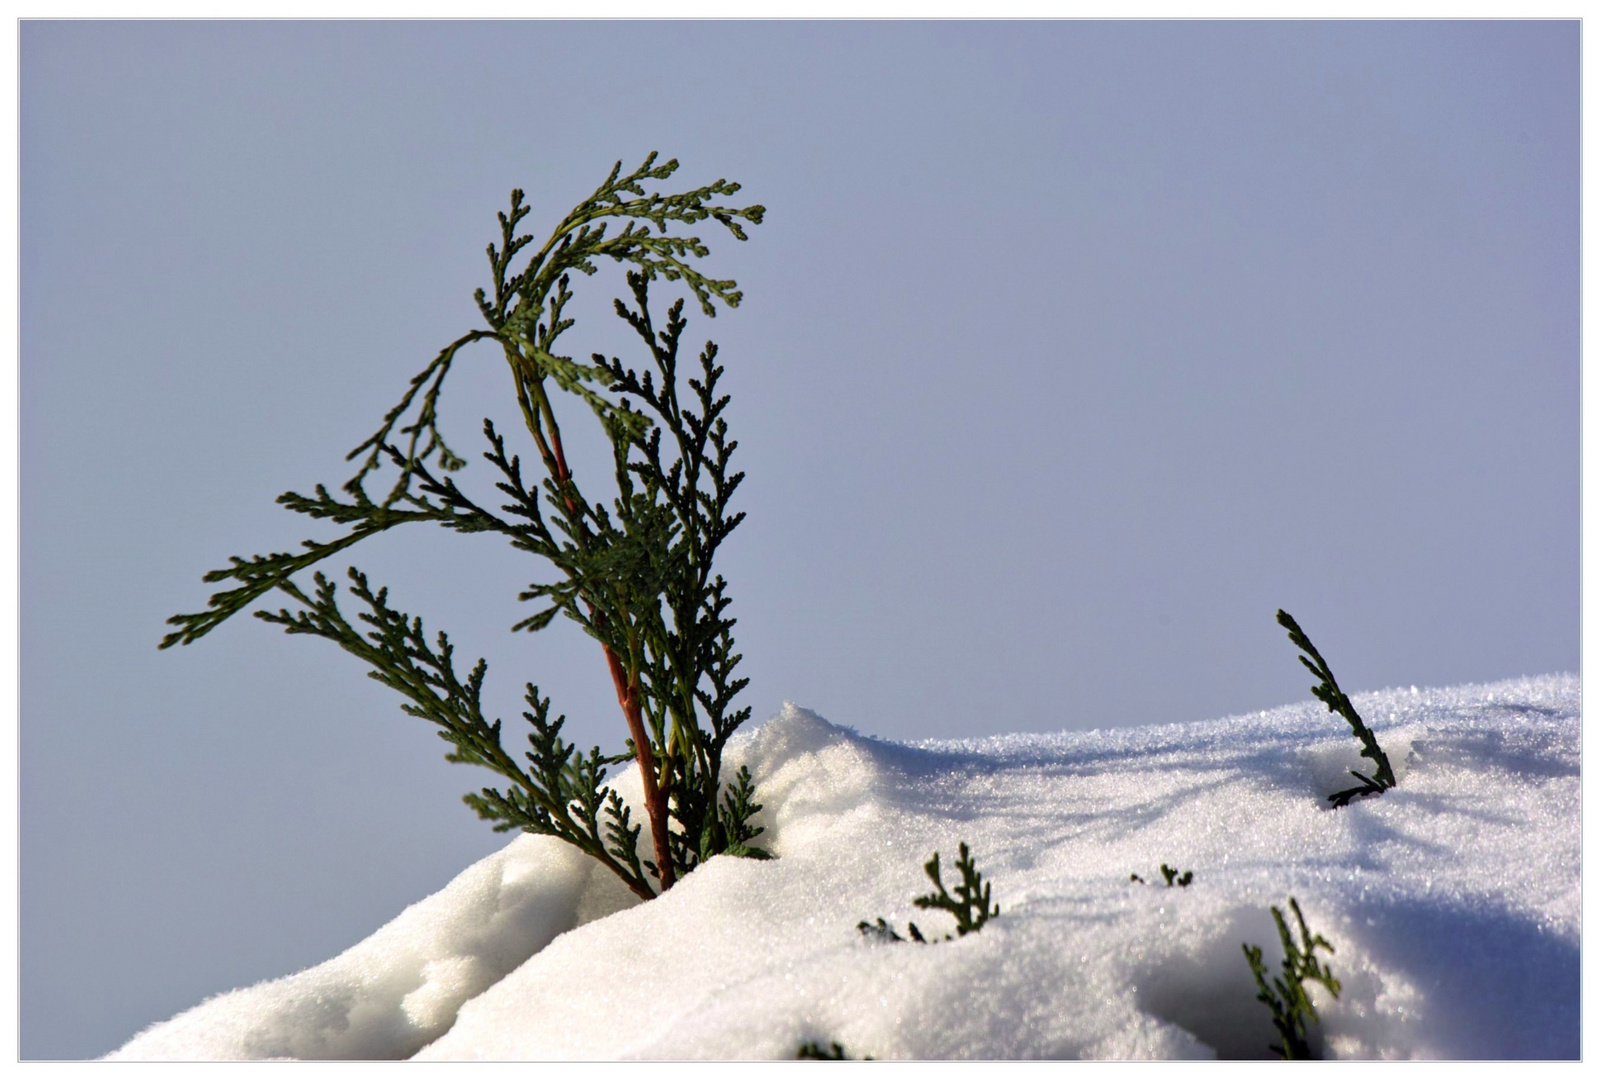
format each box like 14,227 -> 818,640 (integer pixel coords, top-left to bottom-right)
110,674 -> 1579,1060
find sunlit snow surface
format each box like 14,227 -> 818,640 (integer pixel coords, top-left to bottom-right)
112,674 -> 1579,1060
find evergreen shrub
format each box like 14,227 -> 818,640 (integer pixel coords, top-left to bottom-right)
164,155 -> 768,899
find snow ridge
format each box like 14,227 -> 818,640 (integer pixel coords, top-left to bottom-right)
113,674 -> 1579,1060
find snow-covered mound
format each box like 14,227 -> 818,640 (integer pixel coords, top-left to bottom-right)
112,674 -> 1579,1060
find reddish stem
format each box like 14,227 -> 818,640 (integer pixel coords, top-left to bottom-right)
603,645 -> 675,891
543,403 -> 675,892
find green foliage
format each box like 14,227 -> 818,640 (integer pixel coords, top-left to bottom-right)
1130,864 -> 1193,887
254,568 -> 653,896
1242,897 -> 1342,1060
796,1041 -> 867,1060
915,842 -> 1000,936
856,917 -> 913,943
1277,609 -> 1396,807
858,841 -> 999,944
164,155 -> 768,899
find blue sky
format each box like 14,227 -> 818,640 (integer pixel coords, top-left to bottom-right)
20,20 -> 1577,1058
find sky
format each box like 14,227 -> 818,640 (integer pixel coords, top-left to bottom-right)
19,20 -> 1578,1059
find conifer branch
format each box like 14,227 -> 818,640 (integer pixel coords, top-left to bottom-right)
592,271 -> 766,875
913,841 -> 1000,938
1243,897 -> 1341,1059
858,842 -> 999,944
1276,610 -> 1396,806
165,156 -> 768,901
160,506 -> 431,649
345,154 -> 762,507
256,569 -> 658,900
344,329 -> 500,506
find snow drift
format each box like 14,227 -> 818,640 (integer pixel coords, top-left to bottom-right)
111,674 -> 1579,1060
